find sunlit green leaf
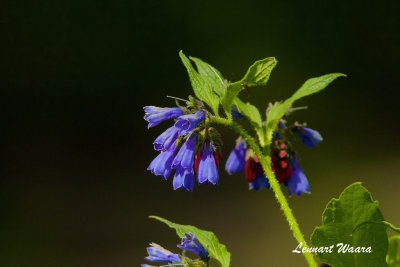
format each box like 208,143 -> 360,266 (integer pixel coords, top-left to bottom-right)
242,57 -> 277,86
234,98 -> 265,144
354,222 -> 400,267
354,221 -> 400,235
265,73 -> 345,144
221,57 -> 277,115
234,98 -> 262,127
387,236 -> 400,267
150,215 -> 231,267
179,51 -> 220,115
190,56 -> 225,96
311,183 -> 388,267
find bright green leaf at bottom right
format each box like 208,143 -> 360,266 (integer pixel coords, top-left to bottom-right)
311,183 -> 388,267
387,236 -> 400,267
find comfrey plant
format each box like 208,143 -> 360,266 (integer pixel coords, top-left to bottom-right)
142,52 -> 400,267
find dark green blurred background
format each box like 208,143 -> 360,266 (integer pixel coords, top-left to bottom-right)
1,0 -> 399,266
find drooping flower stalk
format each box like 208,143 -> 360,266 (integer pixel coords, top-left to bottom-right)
208,116 -> 318,267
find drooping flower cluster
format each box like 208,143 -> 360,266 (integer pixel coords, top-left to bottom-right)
145,105 -> 221,191
224,120 -> 323,196
144,99 -> 323,196
224,139 -> 270,192
142,233 -> 209,267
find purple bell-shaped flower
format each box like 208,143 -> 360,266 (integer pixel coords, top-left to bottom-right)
225,140 -> 246,175
144,243 -> 182,263
144,106 -> 183,129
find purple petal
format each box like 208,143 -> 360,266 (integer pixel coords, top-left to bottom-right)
153,126 -> 180,151
225,140 -> 246,175
287,159 -> 310,196
147,144 -> 178,179
144,106 -> 183,129
175,110 -> 205,136
172,134 -> 197,170
197,143 -> 219,185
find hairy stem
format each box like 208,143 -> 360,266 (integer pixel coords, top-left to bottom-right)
209,116 -> 318,267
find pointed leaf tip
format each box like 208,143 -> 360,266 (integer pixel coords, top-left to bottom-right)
179,51 -> 220,115
221,57 -> 277,117
265,72 -> 345,144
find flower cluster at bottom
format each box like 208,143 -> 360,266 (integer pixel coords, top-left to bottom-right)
142,233 -> 209,267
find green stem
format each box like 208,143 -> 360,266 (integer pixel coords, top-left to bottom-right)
209,117 -> 318,267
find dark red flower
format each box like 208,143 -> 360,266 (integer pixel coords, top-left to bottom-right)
194,149 -> 202,174
214,152 -> 221,168
271,140 -> 292,183
272,157 -> 292,183
245,157 -> 258,182
245,156 -> 265,183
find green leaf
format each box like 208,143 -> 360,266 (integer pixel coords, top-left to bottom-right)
234,98 -> 265,145
221,82 -> 242,119
190,56 -> 225,96
240,57 -> 277,87
292,73 -> 346,100
311,183 -> 389,267
354,221 -> 400,235
265,73 -> 345,144
353,222 -> 400,267
387,236 -> 400,267
234,98 -> 262,127
150,215 -> 231,267
221,57 -> 277,115
179,51 -> 220,115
